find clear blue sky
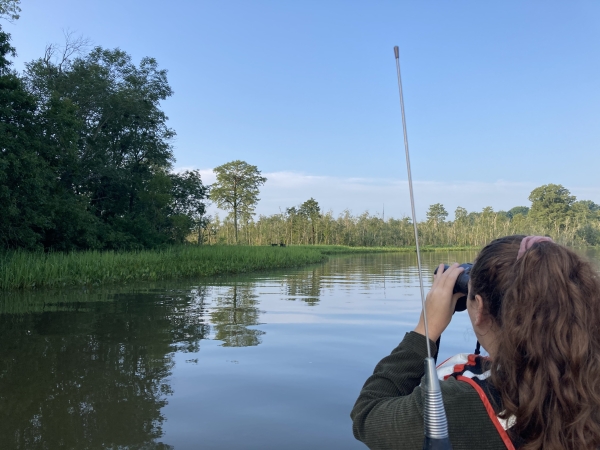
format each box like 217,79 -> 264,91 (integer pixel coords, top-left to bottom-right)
6,1 -> 600,218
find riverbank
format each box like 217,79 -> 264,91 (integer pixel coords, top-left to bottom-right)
312,245 -> 477,255
0,245 -> 480,290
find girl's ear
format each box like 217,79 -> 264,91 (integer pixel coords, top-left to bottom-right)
474,294 -> 486,326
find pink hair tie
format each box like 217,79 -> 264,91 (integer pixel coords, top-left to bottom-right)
516,235 -> 554,260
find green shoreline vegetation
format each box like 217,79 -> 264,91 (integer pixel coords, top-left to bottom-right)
0,246 -> 323,290
0,245 -> 479,291
204,187 -> 600,248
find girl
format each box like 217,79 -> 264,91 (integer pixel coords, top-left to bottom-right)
351,235 -> 600,449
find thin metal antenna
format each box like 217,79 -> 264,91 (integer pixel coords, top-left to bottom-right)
394,45 -> 452,449
394,45 -> 431,359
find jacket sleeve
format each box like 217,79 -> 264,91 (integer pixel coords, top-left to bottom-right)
350,331 -> 435,450
350,332 -> 508,450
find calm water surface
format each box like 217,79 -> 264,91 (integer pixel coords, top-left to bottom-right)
2,250 -> 599,449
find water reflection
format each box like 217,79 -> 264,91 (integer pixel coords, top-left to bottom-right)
210,284 -> 265,347
0,287 -> 209,450
0,249 -> 531,450
279,251 -> 480,299
285,268 -> 323,305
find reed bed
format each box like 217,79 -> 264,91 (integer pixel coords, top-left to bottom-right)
0,246 -> 326,290
0,245 -> 481,291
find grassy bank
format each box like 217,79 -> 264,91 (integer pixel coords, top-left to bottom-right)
313,245 -> 478,255
0,246 -> 328,290
0,245 -> 480,291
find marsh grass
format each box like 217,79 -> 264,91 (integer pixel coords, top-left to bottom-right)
0,246 -> 327,290
313,245 -> 478,255
0,245 -> 480,290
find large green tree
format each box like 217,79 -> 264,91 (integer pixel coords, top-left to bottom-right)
26,46 -> 180,248
169,169 -> 209,243
0,26 -> 89,250
0,0 -> 20,21
210,160 -> 266,243
507,206 -> 529,219
528,184 -> 575,231
0,26 -> 44,249
0,28 -> 208,251
426,203 -> 448,226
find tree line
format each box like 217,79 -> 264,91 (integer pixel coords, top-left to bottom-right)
0,25 -> 208,250
202,184 -> 600,247
3,8 -> 598,252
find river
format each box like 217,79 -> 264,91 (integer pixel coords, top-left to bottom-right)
1,249 -> 598,449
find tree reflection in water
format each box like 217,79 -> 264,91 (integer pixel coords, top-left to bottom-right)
210,284 -> 265,347
284,267 -> 323,305
0,287 -> 210,450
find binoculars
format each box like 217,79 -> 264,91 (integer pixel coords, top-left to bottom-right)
433,263 -> 472,312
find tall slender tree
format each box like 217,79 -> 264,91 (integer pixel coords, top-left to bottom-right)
210,160 -> 266,243
298,198 -> 321,244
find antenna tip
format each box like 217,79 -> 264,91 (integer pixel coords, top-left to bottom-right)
394,46 -> 399,59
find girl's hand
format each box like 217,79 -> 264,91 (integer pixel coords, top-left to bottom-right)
414,263 -> 465,342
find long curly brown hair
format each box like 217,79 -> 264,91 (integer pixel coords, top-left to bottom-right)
470,235 -> 600,449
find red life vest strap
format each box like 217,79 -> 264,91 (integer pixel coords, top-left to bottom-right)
437,354 -> 517,450
456,375 -> 516,450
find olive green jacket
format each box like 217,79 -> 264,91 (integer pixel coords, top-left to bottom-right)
351,332 -> 508,450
